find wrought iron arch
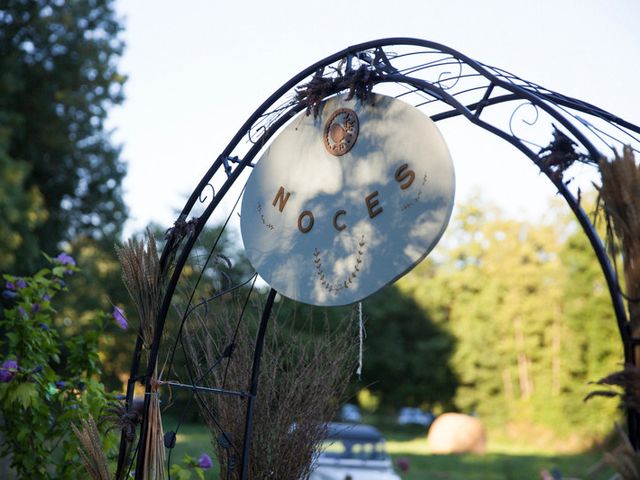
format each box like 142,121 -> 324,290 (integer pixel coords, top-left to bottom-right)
119,38 -> 640,478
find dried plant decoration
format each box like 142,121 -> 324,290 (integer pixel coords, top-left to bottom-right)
604,424 -> 640,480
538,126 -> 589,182
116,229 -> 169,479
105,399 -> 141,480
296,65 -> 381,118
115,230 -> 163,349
596,146 -> 640,352
143,377 -> 167,480
586,423 -> 640,480
585,364 -> 640,413
72,416 -> 111,480
184,299 -> 357,480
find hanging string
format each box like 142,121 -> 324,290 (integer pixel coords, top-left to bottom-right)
356,301 -> 364,379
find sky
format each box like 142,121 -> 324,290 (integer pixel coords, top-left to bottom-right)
108,0 -> 640,236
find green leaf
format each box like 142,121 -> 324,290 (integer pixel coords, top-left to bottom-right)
7,382 -> 39,408
52,266 -> 66,277
169,464 -> 193,480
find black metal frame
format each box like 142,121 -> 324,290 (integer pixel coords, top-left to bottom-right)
118,38 -> 640,478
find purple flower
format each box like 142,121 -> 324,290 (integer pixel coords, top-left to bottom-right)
5,280 -> 15,290
15,278 -> 27,289
112,306 -> 128,330
54,252 -> 76,267
55,380 -> 66,389
32,303 -> 40,313
396,457 -> 411,473
197,453 -> 212,470
42,294 -> 51,302
18,306 -> 26,318
2,290 -> 17,299
39,322 -> 50,331
0,359 -> 18,382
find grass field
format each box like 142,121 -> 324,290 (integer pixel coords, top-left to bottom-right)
162,417 -> 614,479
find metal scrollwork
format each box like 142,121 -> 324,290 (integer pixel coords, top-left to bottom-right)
436,57 -> 463,90
508,101 -> 542,149
199,183 -> 215,204
124,38 -> 640,479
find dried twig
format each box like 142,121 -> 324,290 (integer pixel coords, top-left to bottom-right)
296,65 -> 381,118
585,364 -> 640,414
604,424 -> 640,479
538,127 -> 589,182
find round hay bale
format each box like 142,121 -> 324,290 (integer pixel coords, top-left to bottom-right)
427,413 -> 487,454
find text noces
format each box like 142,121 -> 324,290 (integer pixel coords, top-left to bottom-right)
271,163 -> 419,234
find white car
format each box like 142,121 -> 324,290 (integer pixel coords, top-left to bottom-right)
397,407 -> 434,427
309,423 -> 401,480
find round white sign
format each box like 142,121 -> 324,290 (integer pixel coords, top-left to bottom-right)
240,93 -> 455,306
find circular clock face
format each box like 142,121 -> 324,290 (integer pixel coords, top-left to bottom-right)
323,108 -> 359,156
241,93 -> 455,307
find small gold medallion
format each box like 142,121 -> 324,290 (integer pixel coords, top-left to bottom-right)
323,108 -> 359,156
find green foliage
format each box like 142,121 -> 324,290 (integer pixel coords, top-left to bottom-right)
399,197 -> 622,441
0,0 -> 127,274
63,235 -> 137,391
168,455 -> 207,480
360,286 -> 458,410
0,256 -> 118,478
0,128 -> 47,271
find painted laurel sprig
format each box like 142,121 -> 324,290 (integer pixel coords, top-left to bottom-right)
401,174 -> 428,211
313,235 -> 366,294
257,203 -> 275,230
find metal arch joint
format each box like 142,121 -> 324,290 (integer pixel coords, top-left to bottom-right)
474,83 -> 496,119
222,155 -> 233,177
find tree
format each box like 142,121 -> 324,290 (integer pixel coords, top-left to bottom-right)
0,0 -> 127,274
0,132 -> 47,271
359,285 -> 458,410
400,196 -> 622,442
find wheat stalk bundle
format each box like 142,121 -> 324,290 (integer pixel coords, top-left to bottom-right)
597,146 -> 640,339
142,375 -> 166,480
72,416 -> 111,480
116,230 -> 167,479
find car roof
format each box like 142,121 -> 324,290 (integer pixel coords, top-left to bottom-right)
325,422 -> 384,442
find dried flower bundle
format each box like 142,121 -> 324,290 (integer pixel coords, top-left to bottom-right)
296,65 -> 380,117
184,299 -> 357,480
116,230 -> 163,348
116,230 -> 167,479
72,416 -> 111,480
597,146 -> 640,368
598,146 -> 640,301
585,364 -> 640,413
604,424 -> 640,479
143,378 -> 166,480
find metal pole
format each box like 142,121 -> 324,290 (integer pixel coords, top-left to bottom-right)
239,288 -> 277,480
116,334 -> 144,478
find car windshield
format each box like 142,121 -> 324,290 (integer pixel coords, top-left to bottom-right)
320,438 -> 389,461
